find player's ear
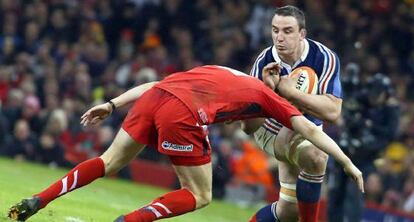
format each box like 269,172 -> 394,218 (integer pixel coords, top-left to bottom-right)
300,28 -> 306,39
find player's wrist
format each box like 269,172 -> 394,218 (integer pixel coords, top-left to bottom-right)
107,100 -> 116,113
341,157 -> 353,168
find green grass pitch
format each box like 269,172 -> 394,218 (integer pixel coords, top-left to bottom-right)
0,157 -> 257,222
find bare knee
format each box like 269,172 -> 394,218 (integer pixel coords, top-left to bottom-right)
300,148 -> 328,174
100,147 -> 129,176
192,190 -> 212,209
99,128 -> 145,176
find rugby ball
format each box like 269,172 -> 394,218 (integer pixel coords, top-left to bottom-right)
288,66 -> 318,94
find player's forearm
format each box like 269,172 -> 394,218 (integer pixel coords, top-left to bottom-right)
291,116 -> 351,167
288,92 -> 342,122
111,81 -> 158,108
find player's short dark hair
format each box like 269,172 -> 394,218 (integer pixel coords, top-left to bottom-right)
274,5 -> 306,30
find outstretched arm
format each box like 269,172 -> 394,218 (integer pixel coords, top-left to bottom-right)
81,81 -> 158,126
111,81 -> 158,108
290,115 -> 364,192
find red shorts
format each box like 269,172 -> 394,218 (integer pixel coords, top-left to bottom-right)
122,88 -> 211,166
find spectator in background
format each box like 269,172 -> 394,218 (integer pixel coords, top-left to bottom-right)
328,72 -> 400,222
212,139 -> 233,199
364,173 -> 384,204
36,132 -> 67,167
5,119 -> 39,161
2,88 -> 25,131
225,130 -> 274,207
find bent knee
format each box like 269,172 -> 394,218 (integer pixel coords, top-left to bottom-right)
100,150 -> 127,176
312,150 -> 328,166
193,190 -> 212,209
300,148 -> 328,174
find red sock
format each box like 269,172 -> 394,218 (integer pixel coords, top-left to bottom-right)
124,189 -> 196,222
298,202 -> 319,222
35,157 -> 105,208
297,171 -> 323,222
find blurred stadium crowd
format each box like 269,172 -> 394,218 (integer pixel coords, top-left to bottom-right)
0,0 -> 413,216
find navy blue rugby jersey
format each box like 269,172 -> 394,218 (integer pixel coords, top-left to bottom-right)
250,38 -> 342,134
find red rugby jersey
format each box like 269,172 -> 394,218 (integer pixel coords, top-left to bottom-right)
155,65 -> 301,129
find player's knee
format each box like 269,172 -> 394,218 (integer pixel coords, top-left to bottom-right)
100,150 -> 124,176
99,155 -> 115,176
193,190 -> 212,209
306,150 -> 328,173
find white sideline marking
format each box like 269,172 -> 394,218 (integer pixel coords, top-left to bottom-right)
65,216 -> 85,222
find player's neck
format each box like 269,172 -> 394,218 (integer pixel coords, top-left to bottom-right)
280,40 -> 305,67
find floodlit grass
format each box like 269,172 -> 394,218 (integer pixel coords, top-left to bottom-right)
0,157 -> 257,222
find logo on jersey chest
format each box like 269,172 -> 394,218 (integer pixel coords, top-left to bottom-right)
161,141 -> 194,152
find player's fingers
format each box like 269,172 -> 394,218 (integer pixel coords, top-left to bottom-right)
264,62 -> 279,71
81,111 -> 90,119
90,116 -> 102,125
352,172 -> 364,193
83,117 -> 91,126
359,175 -> 365,193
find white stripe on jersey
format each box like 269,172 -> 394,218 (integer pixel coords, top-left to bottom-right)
314,41 -> 336,94
250,47 -> 271,78
321,49 -> 336,94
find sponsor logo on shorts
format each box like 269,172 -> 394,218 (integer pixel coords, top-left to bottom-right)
161,141 -> 194,152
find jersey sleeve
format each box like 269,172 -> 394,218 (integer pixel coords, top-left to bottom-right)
259,86 -> 302,130
250,46 -> 273,80
317,49 -> 342,98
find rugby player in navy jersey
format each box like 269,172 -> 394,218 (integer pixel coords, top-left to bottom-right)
243,5 -> 343,222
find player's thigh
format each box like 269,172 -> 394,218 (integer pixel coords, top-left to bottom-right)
100,128 -> 146,174
173,162 -> 212,208
272,126 -> 295,162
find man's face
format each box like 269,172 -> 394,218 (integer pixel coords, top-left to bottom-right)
271,15 -> 305,57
